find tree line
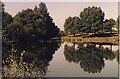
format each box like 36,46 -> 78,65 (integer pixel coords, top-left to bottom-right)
64,6 -> 119,36
1,2 -> 119,43
1,2 -> 61,43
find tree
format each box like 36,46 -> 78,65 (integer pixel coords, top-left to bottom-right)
3,23 -> 24,43
2,12 -> 13,30
103,18 -> 115,33
64,16 -> 81,36
3,2 -> 60,43
1,3 -> 13,30
80,6 -> 104,34
33,2 -> 59,38
114,16 -> 119,31
116,17 -> 119,30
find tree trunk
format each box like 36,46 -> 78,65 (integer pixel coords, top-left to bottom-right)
111,27 -> 112,34
74,33 -> 75,37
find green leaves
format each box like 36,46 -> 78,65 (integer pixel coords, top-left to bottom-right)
64,6 -> 117,35
2,12 -> 13,30
80,6 -> 104,34
64,16 -> 81,35
64,6 -> 105,35
3,2 -> 60,43
103,18 -> 115,33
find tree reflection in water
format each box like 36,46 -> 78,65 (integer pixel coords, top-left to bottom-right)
115,49 -> 119,63
64,43 -> 118,73
2,41 -> 60,77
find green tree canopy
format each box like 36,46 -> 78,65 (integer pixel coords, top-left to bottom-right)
64,16 -> 82,36
114,16 -> 120,31
103,18 -> 115,33
64,6 -> 117,35
3,2 -> 60,43
1,2 -> 13,30
80,6 -> 104,34
2,12 -> 13,30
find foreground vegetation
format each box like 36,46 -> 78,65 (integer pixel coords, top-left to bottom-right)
2,41 -> 60,77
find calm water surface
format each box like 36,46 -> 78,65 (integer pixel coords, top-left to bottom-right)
2,42 -> 119,77
46,43 -> 118,77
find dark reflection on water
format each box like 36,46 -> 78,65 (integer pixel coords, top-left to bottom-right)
2,41 -> 119,77
2,41 -> 61,77
64,43 -> 119,73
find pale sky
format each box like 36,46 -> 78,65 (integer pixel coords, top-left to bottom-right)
4,2 -> 118,31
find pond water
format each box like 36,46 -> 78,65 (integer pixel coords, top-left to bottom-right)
46,43 -> 118,77
2,41 -> 119,77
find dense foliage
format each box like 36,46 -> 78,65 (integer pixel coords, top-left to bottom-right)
80,6 -> 104,33
3,42 -> 60,77
115,16 -> 119,30
103,18 -> 115,33
1,3 -> 13,30
64,16 -> 81,36
3,2 -> 60,43
64,6 -> 117,35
